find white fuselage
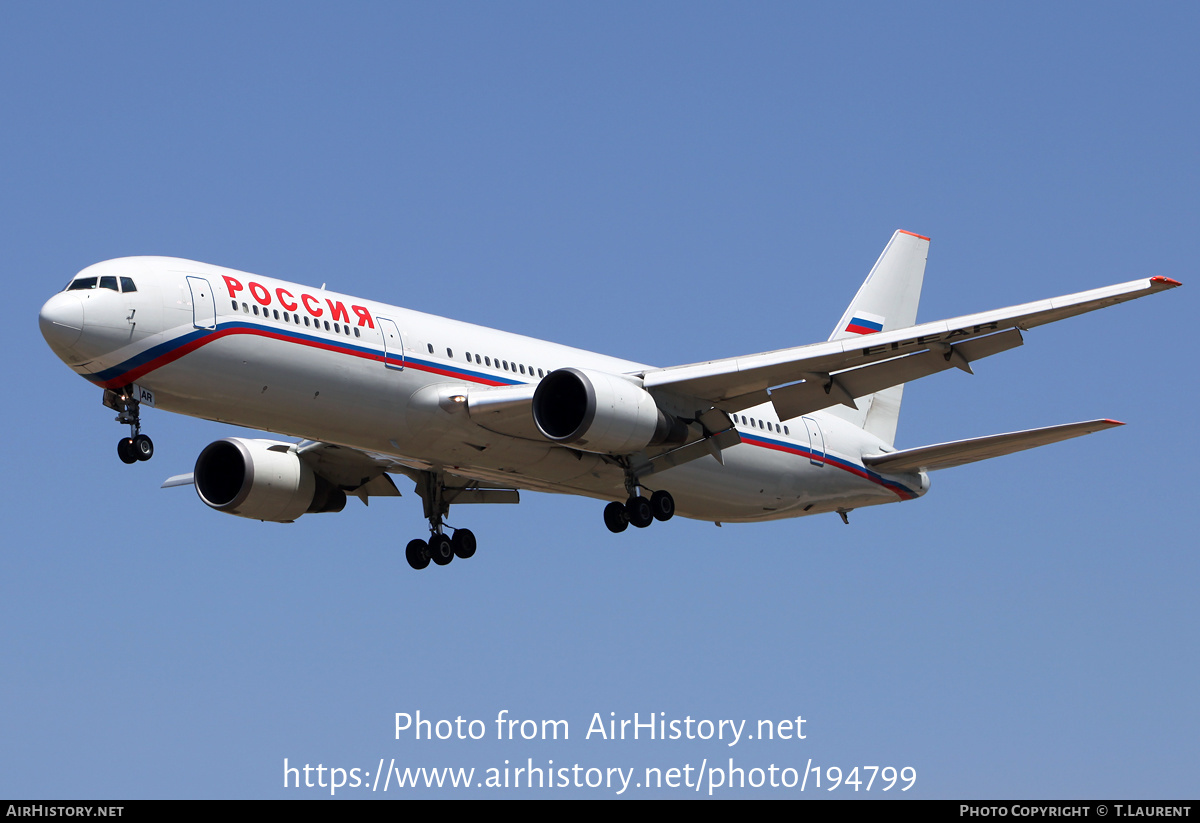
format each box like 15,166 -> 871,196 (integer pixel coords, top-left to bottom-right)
39,257 -> 928,523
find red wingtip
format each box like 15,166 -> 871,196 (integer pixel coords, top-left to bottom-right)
1103,419 -> 1126,426
1150,276 -> 1182,286
898,229 -> 931,241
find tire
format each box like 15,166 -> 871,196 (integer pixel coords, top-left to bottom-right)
452,529 -> 477,559
650,489 -> 675,522
133,434 -> 154,461
117,438 -> 137,464
626,496 -> 653,529
604,501 -> 629,533
405,539 -> 430,570
429,533 -> 454,566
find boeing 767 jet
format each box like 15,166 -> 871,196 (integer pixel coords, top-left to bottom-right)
38,231 -> 1180,569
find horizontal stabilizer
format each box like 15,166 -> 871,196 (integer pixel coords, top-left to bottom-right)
862,419 -> 1124,473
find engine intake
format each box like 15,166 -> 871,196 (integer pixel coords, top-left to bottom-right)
532,368 -> 687,455
194,438 -> 345,522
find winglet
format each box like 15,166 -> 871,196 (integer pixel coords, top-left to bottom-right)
1149,276 -> 1182,289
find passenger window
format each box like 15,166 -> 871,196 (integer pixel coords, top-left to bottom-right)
447,348 -> 453,358
324,321 -> 330,331
304,317 -> 310,326
427,343 -> 434,354
231,300 -> 238,310
120,277 -> 137,293
354,327 -> 360,337
99,276 -> 118,291
253,305 -> 259,315
274,310 -> 280,320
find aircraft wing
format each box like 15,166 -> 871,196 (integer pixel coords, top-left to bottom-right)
861,419 -> 1124,473
292,441 -> 402,503
639,277 -> 1180,417
295,442 -> 520,507
163,440 -> 402,504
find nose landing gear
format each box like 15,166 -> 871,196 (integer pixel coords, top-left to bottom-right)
117,434 -> 154,464
105,387 -> 153,464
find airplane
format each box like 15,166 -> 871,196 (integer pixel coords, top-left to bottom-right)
38,230 -> 1180,570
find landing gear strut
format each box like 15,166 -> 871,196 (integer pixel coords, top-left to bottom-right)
603,460 -> 674,534
403,470 -> 479,571
105,387 -> 153,464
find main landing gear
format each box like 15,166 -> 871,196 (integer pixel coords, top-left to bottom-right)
604,463 -> 675,533
604,490 -> 675,533
404,470 -> 479,571
105,387 -> 153,464
405,528 -> 477,571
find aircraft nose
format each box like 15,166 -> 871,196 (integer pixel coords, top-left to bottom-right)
39,292 -> 84,355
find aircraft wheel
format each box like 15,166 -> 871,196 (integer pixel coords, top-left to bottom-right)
429,533 -> 454,566
626,496 -> 653,529
650,490 -> 675,522
133,434 -> 154,461
604,501 -> 629,533
117,437 -> 137,464
405,539 -> 430,570
452,529 -> 477,559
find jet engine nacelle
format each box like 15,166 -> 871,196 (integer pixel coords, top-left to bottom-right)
193,437 -> 346,522
532,367 -> 687,455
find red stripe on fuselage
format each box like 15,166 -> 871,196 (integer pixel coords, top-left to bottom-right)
741,434 -> 915,500
92,325 -> 510,390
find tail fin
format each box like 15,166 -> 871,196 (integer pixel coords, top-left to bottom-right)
824,230 -> 930,445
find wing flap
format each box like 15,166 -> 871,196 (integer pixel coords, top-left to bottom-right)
639,426 -> 742,476
861,419 -> 1124,473
770,328 -> 1024,421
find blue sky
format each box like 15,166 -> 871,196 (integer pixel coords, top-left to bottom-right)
2,3 -> 1195,798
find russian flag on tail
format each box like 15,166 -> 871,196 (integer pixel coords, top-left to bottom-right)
844,310 -> 884,335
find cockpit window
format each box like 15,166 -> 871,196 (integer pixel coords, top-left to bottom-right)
66,277 -> 98,291
99,276 -> 118,291
120,277 -> 137,293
